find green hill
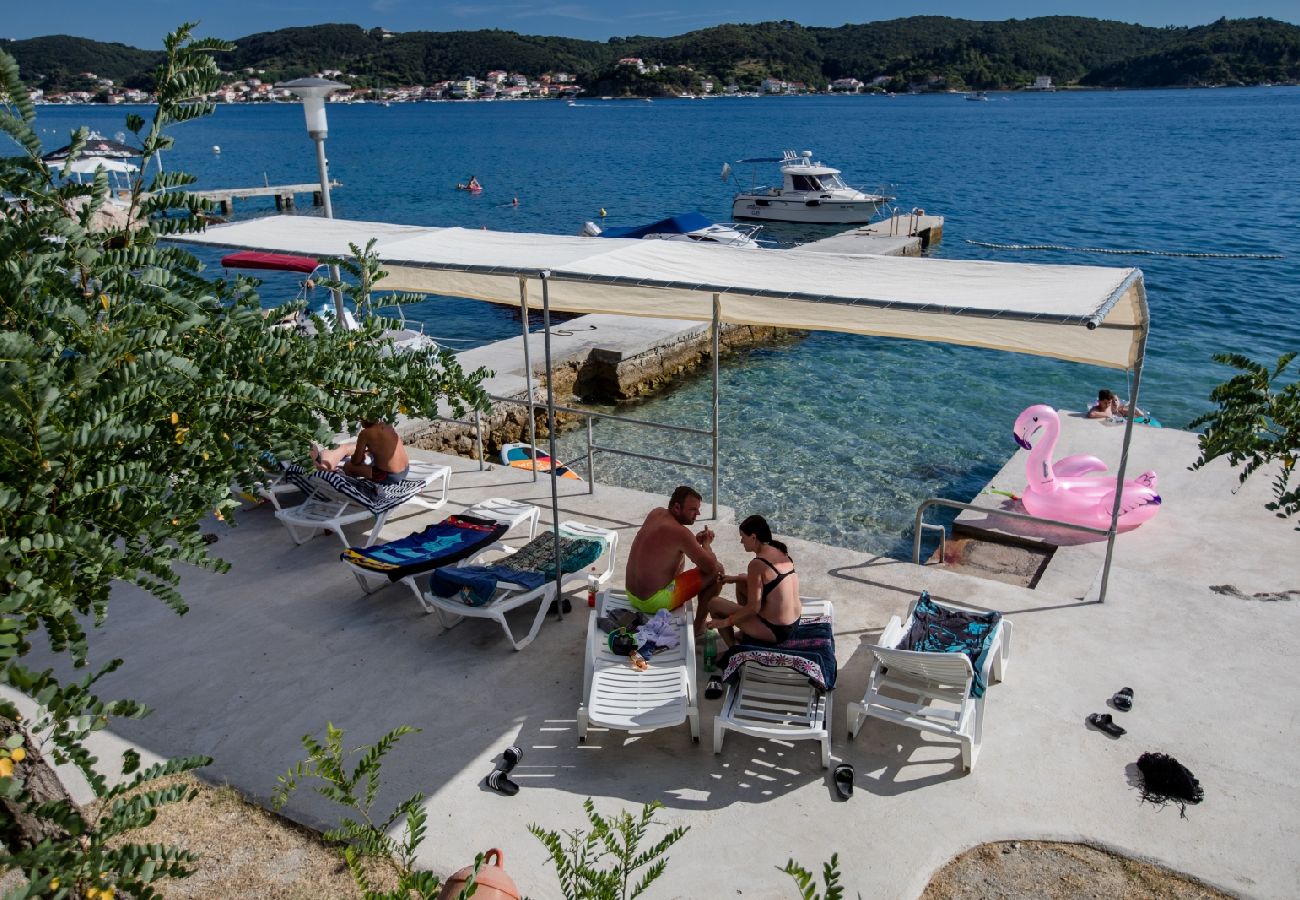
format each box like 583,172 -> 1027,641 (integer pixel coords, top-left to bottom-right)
5,16 -> 1299,94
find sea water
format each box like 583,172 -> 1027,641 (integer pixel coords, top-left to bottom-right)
28,88 -> 1300,556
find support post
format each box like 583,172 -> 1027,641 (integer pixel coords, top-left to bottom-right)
1097,290 -> 1150,604
711,293 -> 721,521
518,277 -> 537,482
312,135 -> 347,323
540,271 -> 563,621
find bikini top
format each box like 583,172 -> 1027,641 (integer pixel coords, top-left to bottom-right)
758,556 -> 795,600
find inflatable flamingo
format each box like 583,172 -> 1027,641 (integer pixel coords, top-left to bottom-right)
1012,404 -> 1161,530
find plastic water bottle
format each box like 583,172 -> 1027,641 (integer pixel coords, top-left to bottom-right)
586,569 -> 598,608
703,629 -> 718,672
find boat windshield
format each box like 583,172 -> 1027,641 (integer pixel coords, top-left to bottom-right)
819,174 -> 849,190
790,174 -> 823,191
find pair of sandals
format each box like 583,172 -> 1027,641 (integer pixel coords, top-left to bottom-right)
485,745 -> 524,796
1087,687 -> 1135,738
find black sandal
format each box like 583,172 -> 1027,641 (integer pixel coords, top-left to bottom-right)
1111,687 -> 1134,712
833,763 -> 854,801
704,676 -> 724,701
1086,712 -> 1126,738
500,745 -> 523,773
485,769 -> 519,796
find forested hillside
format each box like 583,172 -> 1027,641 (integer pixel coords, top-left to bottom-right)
5,15 -> 1298,93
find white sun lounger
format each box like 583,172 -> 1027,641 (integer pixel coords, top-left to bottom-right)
846,597 -> 1011,773
273,461 -> 450,548
406,520 -> 618,651
578,589 -> 699,743
712,599 -> 835,768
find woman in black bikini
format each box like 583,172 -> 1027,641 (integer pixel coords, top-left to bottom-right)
706,514 -> 802,648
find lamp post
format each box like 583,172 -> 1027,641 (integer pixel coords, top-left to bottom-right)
277,77 -> 348,321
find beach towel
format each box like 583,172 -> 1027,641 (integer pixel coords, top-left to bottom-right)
901,592 -> 1001,698
429,532 -> 604,607
282,462 -> 429,515
720,615 -> 837,691
340,515 -> 507,580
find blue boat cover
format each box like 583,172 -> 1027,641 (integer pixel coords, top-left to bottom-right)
598,211 -> 713,240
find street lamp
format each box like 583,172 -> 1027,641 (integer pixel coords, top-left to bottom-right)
277,77 -> 348,320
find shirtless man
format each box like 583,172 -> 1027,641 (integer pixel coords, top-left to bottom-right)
624,486 -> 725,634
312,419 -> 411,484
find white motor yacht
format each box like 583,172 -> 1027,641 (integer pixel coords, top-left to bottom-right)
726,150 -> 892,224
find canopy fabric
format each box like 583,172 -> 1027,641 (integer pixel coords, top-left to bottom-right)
179,215 -> 1147,369
598,211 -> 713,240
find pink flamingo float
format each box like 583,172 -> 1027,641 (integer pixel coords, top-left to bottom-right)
1012,404 -> 1161,530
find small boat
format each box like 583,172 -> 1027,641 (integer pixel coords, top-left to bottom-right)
500,443 -> 583,480
725,150 -> 892,224
966,91 -> 989,101
580,211 -> 762,248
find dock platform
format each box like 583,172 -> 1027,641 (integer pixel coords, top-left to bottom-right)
193,181 -> 342,215
802,212 -> 945,256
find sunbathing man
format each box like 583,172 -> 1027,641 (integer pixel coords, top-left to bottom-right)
312,419 -> 411,484
624,485 -> 725,635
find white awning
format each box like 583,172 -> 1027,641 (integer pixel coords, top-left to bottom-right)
180,215 -> 1147,369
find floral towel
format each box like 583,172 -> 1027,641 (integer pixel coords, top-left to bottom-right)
720,616 -> 836,691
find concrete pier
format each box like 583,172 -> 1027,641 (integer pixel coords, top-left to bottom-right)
802,212 -> 946,257
16,426 -> 1299,899
193,181 -> 342,216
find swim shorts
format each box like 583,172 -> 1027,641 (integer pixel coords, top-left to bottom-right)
627,568 -> 705,613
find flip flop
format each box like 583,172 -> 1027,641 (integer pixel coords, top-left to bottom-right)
704,676 -> 724,701
485,769 -> 519,796
499,745 -> 523,773
1111,687 -> 1134,712
833,763 -> 854,801
1086,712 -> 1126,738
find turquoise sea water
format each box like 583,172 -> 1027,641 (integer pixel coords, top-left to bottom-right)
30,89 -> 1300,555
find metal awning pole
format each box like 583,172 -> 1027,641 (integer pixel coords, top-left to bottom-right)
541,271 -> 563,620
711,293 -> 721,521
1097,291 -> 1150,604
518,277 -> 537,483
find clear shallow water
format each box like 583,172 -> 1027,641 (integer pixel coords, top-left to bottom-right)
29,89 -> 1300,555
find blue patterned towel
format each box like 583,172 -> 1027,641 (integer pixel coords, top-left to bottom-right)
341,515 -> 507,581
901,592 -> 1001,698
720,615 -> 837,691
429,533 -> 604,607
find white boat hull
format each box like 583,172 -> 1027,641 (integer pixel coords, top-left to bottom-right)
731,195 -> 886,224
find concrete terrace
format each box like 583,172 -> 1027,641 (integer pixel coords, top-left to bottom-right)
20,419 -> 1300,899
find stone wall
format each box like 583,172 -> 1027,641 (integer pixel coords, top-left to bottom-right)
405,323 -> 800,460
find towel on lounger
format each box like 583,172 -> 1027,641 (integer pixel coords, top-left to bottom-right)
900,592 -> 1001,698
340,515 -> 507,580
430,533 -> 605,607
720,615 -> 837,691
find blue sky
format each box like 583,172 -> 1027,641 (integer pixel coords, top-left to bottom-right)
5,1 -> 1296,46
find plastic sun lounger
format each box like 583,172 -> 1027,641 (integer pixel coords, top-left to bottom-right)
273,461 -> 451,548
578,589 -> 699,743
846,597 -> 1011,773
407,520 -> 619,652
712,599 -> 835,768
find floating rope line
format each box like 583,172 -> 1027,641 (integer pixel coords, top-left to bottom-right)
965,239 -> 1283,260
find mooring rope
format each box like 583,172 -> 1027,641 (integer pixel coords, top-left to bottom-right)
965,239 -> 1283,260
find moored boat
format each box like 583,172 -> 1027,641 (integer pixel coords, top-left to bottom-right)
580,211 -> 762,248
725,150 -> 892,224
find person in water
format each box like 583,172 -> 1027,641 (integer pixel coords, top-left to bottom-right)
706,515 -> 801,648
467,175 -> 481,191
1089,389 -> 1144,419
312,418 -> 411,485
624,485 -> 725,634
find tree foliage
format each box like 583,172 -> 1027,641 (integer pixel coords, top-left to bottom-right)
8,16 -> 1300,93
1190,352 -> 1299,527
0,22 -> 490,893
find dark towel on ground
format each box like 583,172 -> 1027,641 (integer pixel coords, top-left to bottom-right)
430,533 -> 605,607
901,592 -> 1001,698
340,515 -> 507,580
719,616 -> 836,691
1137,752 -> 1204,817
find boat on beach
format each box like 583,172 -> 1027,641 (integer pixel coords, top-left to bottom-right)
580,211 -> 762,248
725,150 -> 893,224
500,443 -> 583,480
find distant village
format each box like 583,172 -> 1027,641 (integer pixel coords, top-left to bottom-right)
28,56 -> 1060,105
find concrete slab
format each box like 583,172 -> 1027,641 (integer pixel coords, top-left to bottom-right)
11,441 -> 1300,899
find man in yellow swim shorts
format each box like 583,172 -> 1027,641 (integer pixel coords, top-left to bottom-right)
625,485 -> 725,636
